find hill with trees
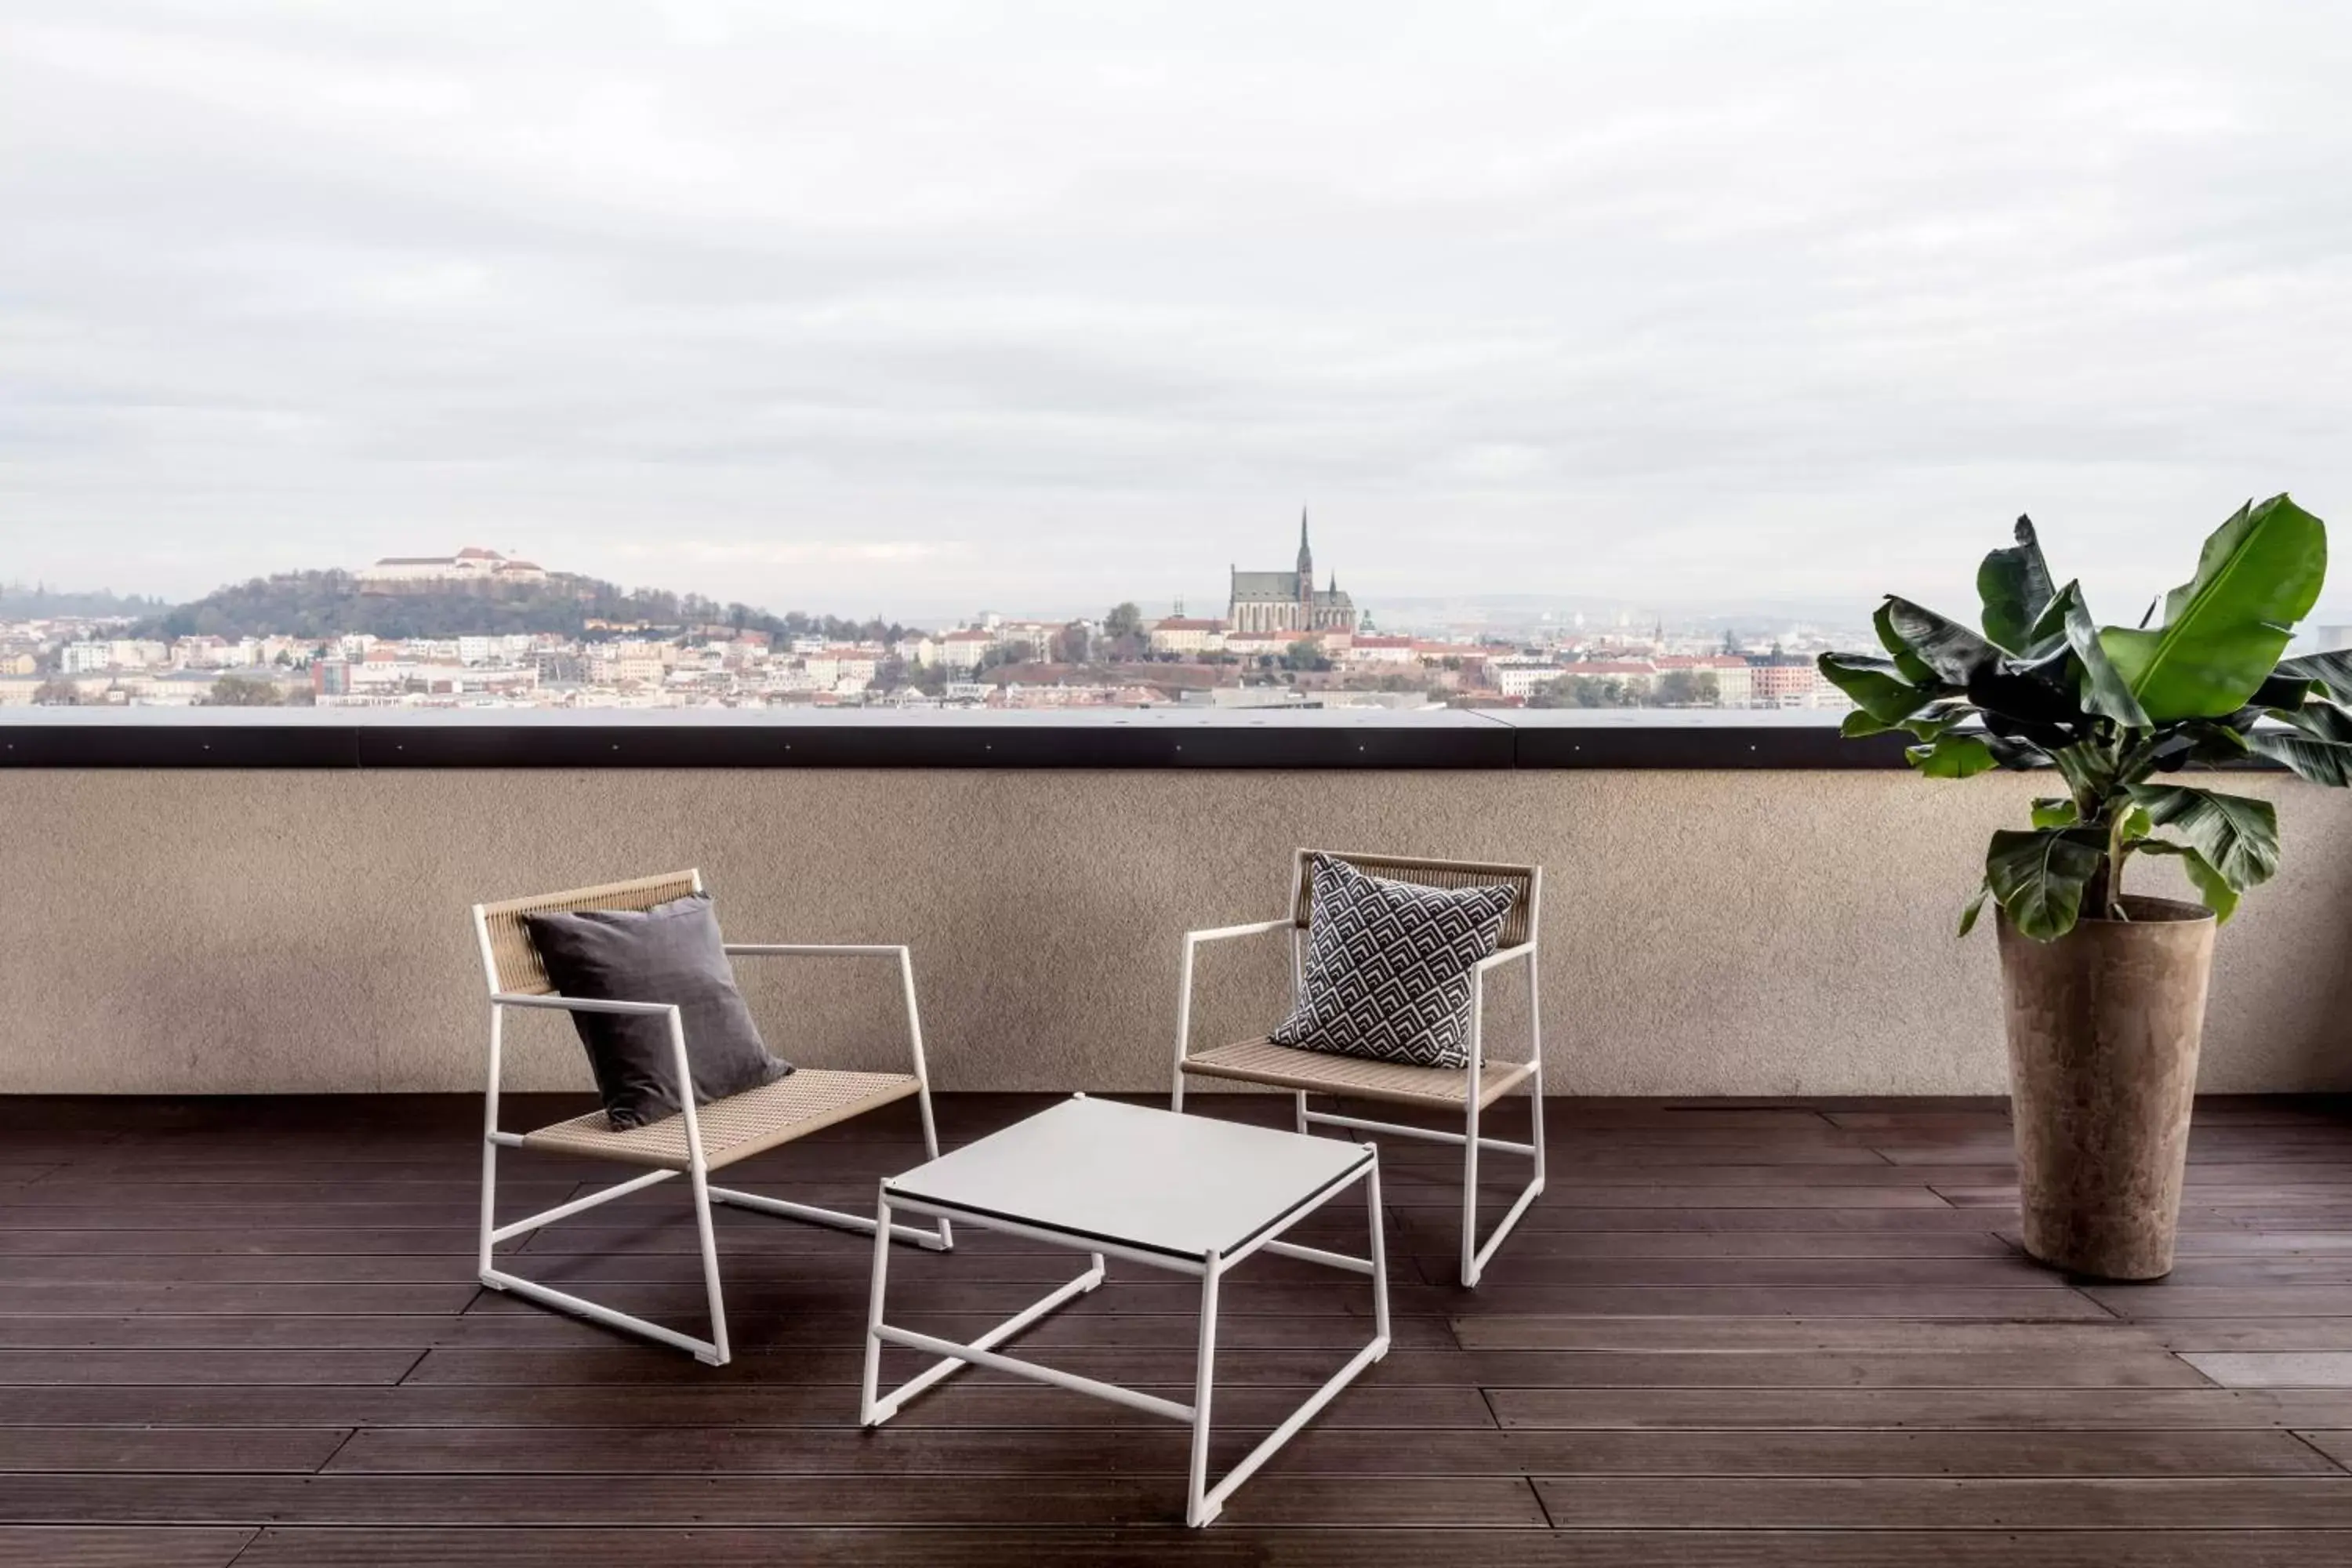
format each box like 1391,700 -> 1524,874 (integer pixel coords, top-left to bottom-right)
1,583 -> 171,619
136,570 -> 911,644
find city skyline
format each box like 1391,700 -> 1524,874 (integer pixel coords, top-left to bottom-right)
5,517 -> 1891,640
6,4 -> 2347,620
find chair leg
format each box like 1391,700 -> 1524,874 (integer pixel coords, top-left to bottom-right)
1295,1090 -> 1310,1134
1461,1076 -> 1545,1288
912,1079 -> 955,1251
1185,1250 -> 1225,1528
477,1136 -> 499,1281
478,1165 -> 727,1363
1461,1080 -> 1484,1287
688,1160 -> 731,1367
1460,1127 -> 1481,1287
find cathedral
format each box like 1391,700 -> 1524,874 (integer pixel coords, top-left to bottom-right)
1227,510 -> 1358,635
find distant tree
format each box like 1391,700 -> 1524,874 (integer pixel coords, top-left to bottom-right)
977,640 -> 1036,673
207,675 -> 285,706
1653,670 -> 1720,707
31,677 -> 80,706
1530,674 -> 1638,709
1051,623 -> 1092,664
1102,603 -> 1146,658
0,583 -> 169,618
1282,639 -> 1331,673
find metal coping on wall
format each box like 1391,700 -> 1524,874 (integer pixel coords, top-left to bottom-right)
0,712 -> 1927,769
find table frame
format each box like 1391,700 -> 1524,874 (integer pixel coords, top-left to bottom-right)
858,1132 -> 1389,1528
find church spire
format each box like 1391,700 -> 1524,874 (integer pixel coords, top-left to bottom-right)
1297,506 -> 1312,580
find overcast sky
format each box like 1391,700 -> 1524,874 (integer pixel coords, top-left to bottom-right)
5,2 -> 2348,624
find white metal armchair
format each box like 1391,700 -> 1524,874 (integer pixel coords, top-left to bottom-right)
470,869 -> 950,1364
1171,849 -> 1544,1287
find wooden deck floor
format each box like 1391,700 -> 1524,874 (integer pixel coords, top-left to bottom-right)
4,1091 -> 2352,1565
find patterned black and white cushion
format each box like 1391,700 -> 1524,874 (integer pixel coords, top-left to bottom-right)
1269,855 -> 1519,1070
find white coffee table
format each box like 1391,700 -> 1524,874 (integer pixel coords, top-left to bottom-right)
859,1093 -> 1389,1527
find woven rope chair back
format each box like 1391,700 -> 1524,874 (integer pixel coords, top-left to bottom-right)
1290,850 -> 1539,950
474,869 -> 703,996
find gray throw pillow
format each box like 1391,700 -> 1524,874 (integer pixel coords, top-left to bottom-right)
1269,855 -> 1518,1069
524,893 -> 793,1130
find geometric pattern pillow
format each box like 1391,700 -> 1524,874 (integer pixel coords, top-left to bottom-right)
1269,854 -> 1518,1069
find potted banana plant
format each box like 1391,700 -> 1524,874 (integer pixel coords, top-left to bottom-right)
1821,495 -> 2349,1279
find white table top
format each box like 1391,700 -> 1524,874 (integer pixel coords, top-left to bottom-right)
883,1097 -> 1374,1261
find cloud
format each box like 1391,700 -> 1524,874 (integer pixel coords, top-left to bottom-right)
2,2 -> 2347,623
609,539 -> 964,567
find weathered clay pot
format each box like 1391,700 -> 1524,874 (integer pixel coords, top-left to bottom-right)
1996,895 -> 2216,1282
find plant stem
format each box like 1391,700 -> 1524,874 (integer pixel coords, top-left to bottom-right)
2105,807 -> 2131,920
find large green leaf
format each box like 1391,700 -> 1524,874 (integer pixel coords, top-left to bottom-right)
1957,881 -> 1991,938
1986,826 -> 2107,941
1906,732 -> 1997,778
2050,581 -> 2151,728
2273,701 -> 2352,742
2277,649 -> 2352,705
1817,653 -> 1936,724
2247,727 -> 2352,786
2134,840 -> 2240,923
1900,705 -> 1969,741
2030,796 -> 2081,828
2246,700 -> 2352,786
2097,495 -> 2328,720
1978,514 -> 2060,655
1885,597 -> 2005,686
1873,601 -> 1937,686
1965,641 -> 2089,748
2125,783 -> 2280,891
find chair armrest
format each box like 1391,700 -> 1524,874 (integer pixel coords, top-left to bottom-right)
1466,942 -> 1539,1075
1174,918 -> 1296,1073
724,943 -> 906,959
1184,917 -> 1294,947
485,992 -> 699,1160
492,991 -> 680,1017
1472,942 -> 1537,976
723,946 -> 933,1090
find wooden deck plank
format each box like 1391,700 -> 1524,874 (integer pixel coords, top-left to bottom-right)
325,1424 -> 1521,1475
1451,1318 -> 2165,1352
220,1527 -> 2352,1566
1504,1428 -> 2339,1475
0,1428 -> 351,1472
1530,1475 -> 2352,1530
0,1473 -> 1551,1527
388,1345 -> 2205,1389
0,1383 -> 1501,1430
0,1527 -> 254,1567
1487,1387 -> 2352,1428
0,1350 -> 421,1385
0,1309 -> 1461,1352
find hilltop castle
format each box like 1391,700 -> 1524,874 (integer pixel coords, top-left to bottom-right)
1227,510 -> 1357,636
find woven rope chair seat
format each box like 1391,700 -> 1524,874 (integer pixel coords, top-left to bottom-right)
1180,1037 -> 1537,1110
520,1069 -> 920,1173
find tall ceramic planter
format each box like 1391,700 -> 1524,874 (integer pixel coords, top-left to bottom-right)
1995,895 -> 2216,1281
